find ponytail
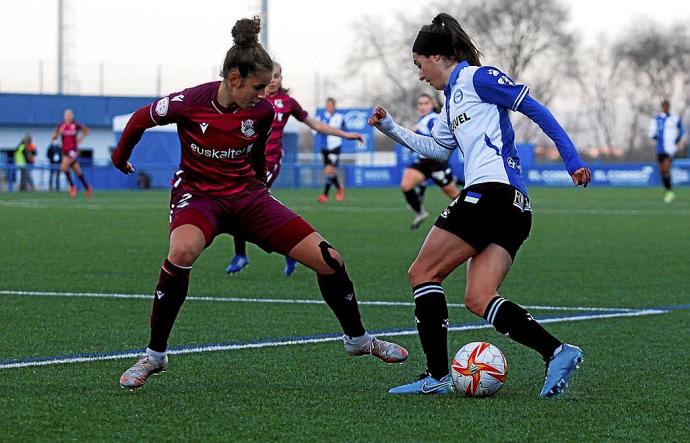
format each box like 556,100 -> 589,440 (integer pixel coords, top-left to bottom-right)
220,16 -> 273,79
414,13 -> 482,66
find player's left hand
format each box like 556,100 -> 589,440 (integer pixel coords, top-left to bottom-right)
571,167 -> 591,188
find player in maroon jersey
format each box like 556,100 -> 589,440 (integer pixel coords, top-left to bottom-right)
50,109 -> 93,198
112,17 -> 407,390
226,61 -> 364,277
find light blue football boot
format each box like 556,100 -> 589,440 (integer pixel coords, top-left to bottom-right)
226,255 -> 249,274
389,372 -> 454,395
540,343 -> 584,398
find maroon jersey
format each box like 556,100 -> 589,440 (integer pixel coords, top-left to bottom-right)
112,81 -> 274,197
265,90 -> 308,161
55,122 -> 83,154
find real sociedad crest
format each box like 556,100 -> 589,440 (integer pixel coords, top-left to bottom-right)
155,97 -> 169,116
241,119 -> 255,137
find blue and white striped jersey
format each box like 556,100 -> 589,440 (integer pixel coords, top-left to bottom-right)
415,112 -> 439,136
376,61 -> 585,197
410,112 -> 440,163
649,113 -> 685,155
315,111 -> 345,151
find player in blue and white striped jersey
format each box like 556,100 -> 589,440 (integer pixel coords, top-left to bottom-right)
402,93 -> 461,229
649,100 -> 685,203
369,13 -> 591,398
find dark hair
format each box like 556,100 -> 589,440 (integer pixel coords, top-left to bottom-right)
419,13 -> 482,66
220,16 -> 273,79
272,60 -> 289,93
326,97 -> 336,105
417,93 -> 441,113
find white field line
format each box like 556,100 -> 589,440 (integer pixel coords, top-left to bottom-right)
0,290 -> 638,312
2,200 -> 690,216
0,308 -> 667,370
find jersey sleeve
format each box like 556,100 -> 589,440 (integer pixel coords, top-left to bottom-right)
289,97 -> 309,122
473,66 -> 530,111
517,95 -> 586,175
430,106 -> 458,150
149,90 -> 188,126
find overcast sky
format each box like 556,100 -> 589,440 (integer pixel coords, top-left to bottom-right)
1,0 -> 689,111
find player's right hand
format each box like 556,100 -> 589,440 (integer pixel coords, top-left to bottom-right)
116,161 -> 135,174
368,107 -> 388,126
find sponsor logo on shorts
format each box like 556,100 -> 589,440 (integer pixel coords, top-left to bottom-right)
513,190 -> 532,212
190,142 -> 253,160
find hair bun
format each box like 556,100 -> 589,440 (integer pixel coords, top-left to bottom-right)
232,16 -> 261,48
432,13 -> 450,27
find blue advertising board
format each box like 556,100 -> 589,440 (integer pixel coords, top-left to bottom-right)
312,107 -> 374,153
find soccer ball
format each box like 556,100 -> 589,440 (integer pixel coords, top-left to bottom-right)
451,342 -> 508,397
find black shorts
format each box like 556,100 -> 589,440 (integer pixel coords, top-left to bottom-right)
434,182 -> 532,260
408,160 -> 454,187
322,147 -> 341,167
657,153 -> 672,162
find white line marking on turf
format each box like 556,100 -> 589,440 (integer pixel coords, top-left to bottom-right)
0,290 -> 637,312
3,200 -> 690,216
0,308 -> 668,370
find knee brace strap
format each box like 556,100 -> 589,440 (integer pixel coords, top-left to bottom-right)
318,241 -> 344,273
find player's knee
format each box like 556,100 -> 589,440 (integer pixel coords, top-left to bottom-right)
408,261 -> 440,287
316,241 -> 344,275
464,288 -> 490,316
168,244 -> 200,267
401,182 -> 414,192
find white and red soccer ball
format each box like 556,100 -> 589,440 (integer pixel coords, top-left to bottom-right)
451,342 -> 508,397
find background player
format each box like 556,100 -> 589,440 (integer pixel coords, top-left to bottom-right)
226,62 -> 364,277
50,108 -> 92,198
649,99 -> 685,203
112,17 -> 407,390
370,13 -> 591,397
316,98 -> 354,203
401,93 -> 461,229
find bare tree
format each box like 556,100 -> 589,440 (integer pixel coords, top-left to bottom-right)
439,0 -> 575,143
569,35 -> 624,149
614,20 -> 690,152
345,12 -> 435,125
346,0 -> 576,143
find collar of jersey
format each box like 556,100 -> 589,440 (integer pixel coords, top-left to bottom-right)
443,60 -> 470,97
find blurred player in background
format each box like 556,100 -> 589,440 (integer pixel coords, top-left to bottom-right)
401,93 -> 461,229
47,142 -> 62,191
370,12 -> 591,397
226,61 -> 364,277
51,108 -> 92,198
316,98 -> 360,203
112,17 -> 407,390
649,99 -> 685,203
